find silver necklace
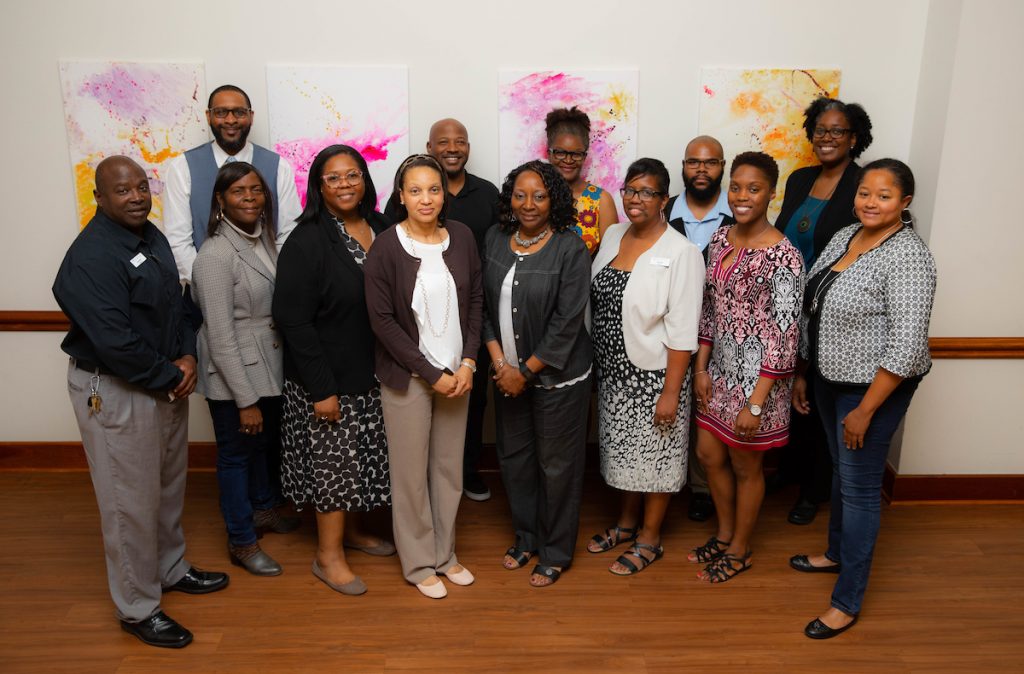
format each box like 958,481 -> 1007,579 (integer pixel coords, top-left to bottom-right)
402,226 -> 452,339
514,227 -> 550,248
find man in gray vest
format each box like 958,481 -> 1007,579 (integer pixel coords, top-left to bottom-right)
164,84 -> 301,284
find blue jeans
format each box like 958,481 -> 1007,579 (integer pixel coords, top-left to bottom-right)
814,375 -> 918,616
208,397 -> 281,546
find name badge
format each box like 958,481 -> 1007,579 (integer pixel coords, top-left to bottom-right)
130,253 -> 147,268
649,256 -> 671,268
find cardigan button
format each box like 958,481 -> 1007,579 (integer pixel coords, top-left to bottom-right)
512,307 -> 518,313
272,342 -> 280,349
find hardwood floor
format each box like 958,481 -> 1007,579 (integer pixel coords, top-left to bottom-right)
0,471 -> 1021,673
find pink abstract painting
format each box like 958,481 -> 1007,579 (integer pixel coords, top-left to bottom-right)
499,70 -> 638,219
266,65 -> 409,210
59,61 -> 208,228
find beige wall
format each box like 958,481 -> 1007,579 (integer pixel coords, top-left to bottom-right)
2,1 -> 1020,476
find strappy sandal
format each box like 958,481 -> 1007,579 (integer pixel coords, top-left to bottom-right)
687,536 -> 731,564
503,545 -> 532,570
529,564 -> 562,587
587,525 -> 638,554
700,551 -> 752,583
609,542 -> 664,576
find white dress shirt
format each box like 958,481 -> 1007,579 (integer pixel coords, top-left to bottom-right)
164,141 -> 301,283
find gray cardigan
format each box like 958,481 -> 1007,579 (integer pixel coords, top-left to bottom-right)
801,225 -> 937,385
192,224 -> 284,407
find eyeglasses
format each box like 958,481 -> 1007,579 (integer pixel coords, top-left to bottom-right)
322,170 -> 364,187
549,148 -> 588,163
620,187 -> 664,202
812,127 -> 852,139
209,107 -> 252,120
684,158 -> 724,169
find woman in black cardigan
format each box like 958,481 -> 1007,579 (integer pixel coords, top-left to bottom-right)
272,145 -> 394,597
772,97 -> 874,525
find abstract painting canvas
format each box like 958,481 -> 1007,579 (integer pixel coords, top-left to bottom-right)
266,65 -> 409,209
499,70 -> 639,221
698,68 -> 841,218
59,61 -> 208,228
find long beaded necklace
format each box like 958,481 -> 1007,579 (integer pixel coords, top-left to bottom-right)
402,225 -> 452,339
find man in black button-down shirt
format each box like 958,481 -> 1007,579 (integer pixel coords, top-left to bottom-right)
53,156 -> 227,649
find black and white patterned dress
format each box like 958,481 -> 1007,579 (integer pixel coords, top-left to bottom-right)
591,266 -> 691,492
280,219 -> 390,513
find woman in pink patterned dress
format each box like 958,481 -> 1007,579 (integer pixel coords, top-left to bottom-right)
690,152 -> 804,583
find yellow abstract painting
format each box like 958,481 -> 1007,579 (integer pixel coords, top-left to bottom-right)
699,68 -> 841,219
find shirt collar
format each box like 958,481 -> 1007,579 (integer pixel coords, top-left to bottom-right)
670,188 -> 731,223
93,209 -> 158,251
211,141 -> 254,167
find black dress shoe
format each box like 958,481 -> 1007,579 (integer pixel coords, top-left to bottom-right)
804,614 -> 858,639
687,493 -> 715,522
164,566 -> 230,594
121,611 -> 193,648
789,554 -> 841,574
788,497 -> 819,525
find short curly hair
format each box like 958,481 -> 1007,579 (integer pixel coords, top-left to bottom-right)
802,97 -> 873,159
545,106 -> 591,149
731,151 -> 780,189
497,160 -> 577,234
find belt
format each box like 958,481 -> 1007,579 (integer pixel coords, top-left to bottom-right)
71,358 -> 113,375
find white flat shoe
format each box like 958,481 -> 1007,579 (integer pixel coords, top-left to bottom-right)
443,565 -> 475,586
415,578 -> 447,599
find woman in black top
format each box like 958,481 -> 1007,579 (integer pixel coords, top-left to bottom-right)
273,145 -> 393,597
772,97 -> 874,525
483,160 -> 592,587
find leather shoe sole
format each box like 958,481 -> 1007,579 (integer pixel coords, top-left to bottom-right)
789,554 -> 841,574
805,615 -> 858,639
164,567 -> 230,594
120,611 -> 193,649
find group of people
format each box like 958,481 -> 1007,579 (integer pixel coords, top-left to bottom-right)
53,83 -> 937,648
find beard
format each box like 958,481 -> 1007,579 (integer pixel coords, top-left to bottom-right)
683,171 -> 724,202
212,124 -> 250,155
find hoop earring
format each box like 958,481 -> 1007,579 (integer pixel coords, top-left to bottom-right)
510,213 -> 517,224
216,209 -> 224,222
900,209 -> 913,226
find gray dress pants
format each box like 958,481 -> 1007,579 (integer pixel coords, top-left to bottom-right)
67,361 -> 191,622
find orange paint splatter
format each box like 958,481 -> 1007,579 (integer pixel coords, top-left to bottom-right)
730,91 -> 776,117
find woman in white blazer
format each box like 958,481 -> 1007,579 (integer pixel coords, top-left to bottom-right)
586,158 -> 705,575
192,162 -> 296,576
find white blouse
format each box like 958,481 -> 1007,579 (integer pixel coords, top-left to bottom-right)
398,228 -> 462,373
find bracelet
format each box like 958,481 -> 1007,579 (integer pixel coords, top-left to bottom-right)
519,363 -> 539,384
489,359 -> 506,374
461,359 -> 477,373
695,370 -> 709,377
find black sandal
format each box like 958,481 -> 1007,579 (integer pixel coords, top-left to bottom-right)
503,546 -> 532,570
529,564 -> 562,587
587,525 -> 638,554
700,551 -> 752,583
610,542 -> 664,576
687,536 -> 731,564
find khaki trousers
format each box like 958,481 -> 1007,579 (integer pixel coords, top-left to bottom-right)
381,377 -> 469,584
67,361 -> 191,622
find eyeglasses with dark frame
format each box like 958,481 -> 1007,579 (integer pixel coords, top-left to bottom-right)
620,187 -> 665,202
321,170 -> 364,187
549,148 -> 588,163
208,107 -> 253,120
683,158 -> 725,170
812,127 -> 852,139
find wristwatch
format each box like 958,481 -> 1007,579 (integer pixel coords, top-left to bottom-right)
520,363 -> 538,384
747,401 -> 763,417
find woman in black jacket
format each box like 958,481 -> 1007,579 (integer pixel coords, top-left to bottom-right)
272,145 -> 393,596
772,97 -> 874,525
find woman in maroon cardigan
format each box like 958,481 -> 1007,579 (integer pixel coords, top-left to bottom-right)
364,154 -> 483,599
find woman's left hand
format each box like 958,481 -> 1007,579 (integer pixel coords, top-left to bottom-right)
842,405 -> 874,450
733,407 -> 762,439
653,392 -> 679,427
450,366 -> 474,398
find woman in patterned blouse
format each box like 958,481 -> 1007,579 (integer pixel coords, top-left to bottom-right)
691,152 -> 804,583
544,107 -> 617,254
789,159 -> 937,640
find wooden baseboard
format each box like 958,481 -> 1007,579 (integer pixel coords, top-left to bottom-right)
884,462 -> 1023,502
0,441 -> 218,471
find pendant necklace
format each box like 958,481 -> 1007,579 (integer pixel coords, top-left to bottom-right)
796,177 -> 839,233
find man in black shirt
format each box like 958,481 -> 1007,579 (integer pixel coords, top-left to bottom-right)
53,156 -> 228,649
385,119 -> 500,501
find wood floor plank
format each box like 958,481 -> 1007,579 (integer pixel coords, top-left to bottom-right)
0,472 -> 1021,673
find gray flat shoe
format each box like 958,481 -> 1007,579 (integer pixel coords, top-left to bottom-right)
311,560 -> 367,595
343,539 -> 397,557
